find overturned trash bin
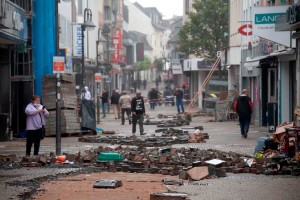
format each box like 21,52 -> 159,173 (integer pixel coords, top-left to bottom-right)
93,179 -> 122,189
150,192 -> 188,200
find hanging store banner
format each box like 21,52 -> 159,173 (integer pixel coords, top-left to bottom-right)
111,28 -> 122,63
73,25 -> 82,57
252,6 -> 294,47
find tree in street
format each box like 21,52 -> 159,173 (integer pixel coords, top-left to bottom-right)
178,0 -> 229,64
134,55 -> 151,79
153,57 -> 164,73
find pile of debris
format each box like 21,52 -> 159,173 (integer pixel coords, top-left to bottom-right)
79,135 -> 189,146
79,127 -> 208,146
0,154 -> 21,170
17,145 -> 299,178
144,115 -> 190,127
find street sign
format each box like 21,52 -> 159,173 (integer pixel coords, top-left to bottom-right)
105,77 -> 112,83
95,73 -> 102,82
102,75 -> 109,79
53,56 -> 65,73
237,24 -> 252,36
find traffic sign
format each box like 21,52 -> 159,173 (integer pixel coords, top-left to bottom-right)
95,73 -> 102,82
53,56 -> 65,73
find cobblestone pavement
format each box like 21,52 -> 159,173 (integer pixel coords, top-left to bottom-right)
0,82 -> 299,200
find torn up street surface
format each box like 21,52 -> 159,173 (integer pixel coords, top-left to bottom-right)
0,107 -> 300,200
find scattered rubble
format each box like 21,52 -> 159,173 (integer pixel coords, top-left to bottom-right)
79,127 -> 209,146
144,115 -> 190,127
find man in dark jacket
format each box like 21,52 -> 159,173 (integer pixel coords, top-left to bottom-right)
100,89 -> 109,118
234,89 -> 253,138
148,88 -> 160,110
131,91 -> 146,135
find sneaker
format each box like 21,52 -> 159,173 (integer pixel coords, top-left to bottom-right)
244,132 -> 248,138
140,132 -> 146,135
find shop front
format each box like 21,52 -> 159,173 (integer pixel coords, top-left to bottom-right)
0,0 -> 30,138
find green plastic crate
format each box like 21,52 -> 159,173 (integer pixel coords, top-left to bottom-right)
97,152 -> 123,161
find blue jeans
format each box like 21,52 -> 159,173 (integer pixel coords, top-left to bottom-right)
176,99 -> 184,113
102,102 -> 108,117
149,100 -> 156,110
238,115 -> 251,135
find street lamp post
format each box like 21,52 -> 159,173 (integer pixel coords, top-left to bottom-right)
96,28 -> 106,124
81,8 -> 95,90
55,0 -> 72,156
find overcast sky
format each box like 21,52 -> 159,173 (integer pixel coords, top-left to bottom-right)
129,0 -> 183,19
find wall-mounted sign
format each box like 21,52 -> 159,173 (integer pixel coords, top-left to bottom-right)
286,4 -> 300,24
253,6 -> 294,47
0,1 -> 28,42
238,24 -> 252,36
73,25 -> 82,57
111,28 -> 122,63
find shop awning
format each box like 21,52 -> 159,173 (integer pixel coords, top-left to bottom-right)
269,48 -> 295,57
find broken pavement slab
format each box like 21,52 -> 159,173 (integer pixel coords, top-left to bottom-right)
204,159 -> 225,166
93,179 -> 123,189
150,192 -> 188,200
187,166 -> 209,180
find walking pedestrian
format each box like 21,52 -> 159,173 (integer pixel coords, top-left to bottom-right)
148,88 -> 159,110
234,89 -> 253,138
111,89 -> 121,119
25,95 -> 49,157
119,90 -> 132,125
143,79 -> 147,89
155,77 -> 159,89
175,87 -> 185,113
100,89 -> 109,118
131,91 -> 146,135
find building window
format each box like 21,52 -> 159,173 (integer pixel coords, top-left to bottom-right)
78,0 -> 83,15
104,6 -> 111,21
185,0 -> 189,14
123,5 -> 129,23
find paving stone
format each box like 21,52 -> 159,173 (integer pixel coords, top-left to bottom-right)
187,167 -> 209,180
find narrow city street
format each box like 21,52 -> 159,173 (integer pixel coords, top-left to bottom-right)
0,82 -> 299,200
1,0 -> 300,200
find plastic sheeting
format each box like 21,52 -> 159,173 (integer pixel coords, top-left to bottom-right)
80,100 -> 96,131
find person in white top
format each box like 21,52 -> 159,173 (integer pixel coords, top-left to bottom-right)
81,86 -> 92,100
